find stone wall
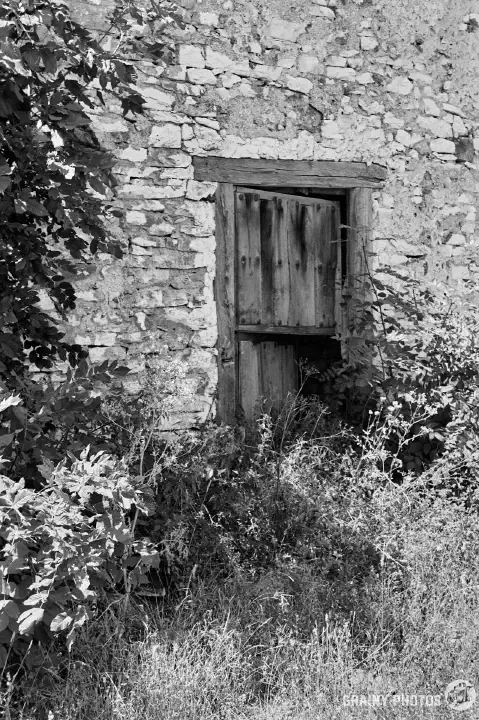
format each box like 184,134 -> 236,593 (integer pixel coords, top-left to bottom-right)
62,0 -> 479,427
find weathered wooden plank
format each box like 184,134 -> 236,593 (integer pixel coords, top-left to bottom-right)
238,340 -> 260,420
194,157 -> 387,187
279,343 -> 297,402
237,325 -> 335,336
342,187 -> 373,361
236,187 -> 338,206
215,182 -> 236,424
272,197 -> 291,327
235,191 -> 261,325
260,341 -> 282,413
287,201 -> 316,327
259,197 -> 275,326
314,204 -> 338,328
332,203 -> 343,335
260,341 -> 297,413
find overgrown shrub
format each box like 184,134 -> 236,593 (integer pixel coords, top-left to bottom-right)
0,427 -> 158,688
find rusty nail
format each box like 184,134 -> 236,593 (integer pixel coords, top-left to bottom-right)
278,259 -> 282,265
241,255 -> 246,263
295,260 -> 300,268
239,193 -> 244,200
254,194 -> 259,201
318,263 -> 323,271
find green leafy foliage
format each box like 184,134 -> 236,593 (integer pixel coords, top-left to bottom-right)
0,0 -> 180,390
333,263 -> 479,485
0,359 -> 131,484
0,444 -> 158,673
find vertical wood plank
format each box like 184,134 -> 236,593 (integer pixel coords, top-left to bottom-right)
260,341 -> 281,414
332,203 -> 343,334
260,197 -> 275,325
344,188 -> 373,360
314,204 -> 337,328
272,197 -> 290,326
235,192 -> 261,325
279,343 -> 297,401
260,341 -> 297,413
215,182 -> 236,424
287,202 -> 316,327
238,340 -> 260,420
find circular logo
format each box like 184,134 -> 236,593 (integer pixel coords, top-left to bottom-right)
445,680 -> 476,712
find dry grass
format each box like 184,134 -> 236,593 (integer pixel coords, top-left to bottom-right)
11,471 -> 479,720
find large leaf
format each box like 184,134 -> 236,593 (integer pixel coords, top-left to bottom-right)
50,611 -> 73,633
18,608 -> 45,635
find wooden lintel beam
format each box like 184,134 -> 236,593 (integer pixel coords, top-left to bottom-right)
237,325 -> 336,336
193,157 -> 386,188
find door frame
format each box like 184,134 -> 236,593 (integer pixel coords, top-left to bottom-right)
192,157 -> 387,424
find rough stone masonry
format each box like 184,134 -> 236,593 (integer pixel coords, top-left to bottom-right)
60,0 -> 479,427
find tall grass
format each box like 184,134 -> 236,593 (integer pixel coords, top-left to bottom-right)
11,402 -> 479,720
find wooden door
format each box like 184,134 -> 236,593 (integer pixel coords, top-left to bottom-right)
234,188 -> 341,419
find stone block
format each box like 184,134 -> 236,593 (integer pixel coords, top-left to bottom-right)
194,125 -> 223,150
186,68 -> 217,84
386,76 -> 413,95
430,138 -> 455,154
360,35 -> 378,50
186,180 -> 217,200
423,98 -> 441,116
357,72 -> 374,85
418,117 -> 453,138
140,87 -> 175,110
286,76 -> 313,94
131,236 -> 157,247
149,222 -> 175,236
310,6 -> 335,18
134,289 -> 165,308
118,147 -> 148,162
298,55 -> 319,73
452,117 -> 468,137
148,124 -> 182,148
396,129 -> 412,146
326,66 -> 356,80
322,120 -> 341,138
265,18 -> 305,42
253,65 -> 283,81
120,182 -> 186,199
178,44 -> 205,68
205,48 -> 234,71
198,11 -> 218,25
163,289 -> 189,306
126,210 -> 147,225
448,233 -> 466,246
238,82 -> 256,98
325,55 -> 346,67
